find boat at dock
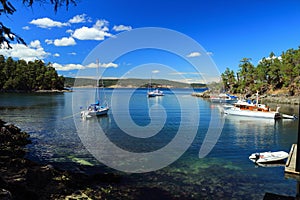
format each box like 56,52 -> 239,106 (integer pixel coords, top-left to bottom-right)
223,100 -> 281,119
281,113 -> 298,120
249,151 -> 289,164
210,93 -> 238,104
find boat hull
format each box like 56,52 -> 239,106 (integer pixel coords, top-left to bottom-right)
147,92 -> 156,97
224,107 -> 281,119
89,108 -> 109,116
211,98 -> 238,104
81,107 -> 109,118
249,151 -> 289,163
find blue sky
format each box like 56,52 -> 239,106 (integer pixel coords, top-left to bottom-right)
0,0 -> 299,83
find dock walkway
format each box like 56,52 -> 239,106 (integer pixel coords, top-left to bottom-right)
285,144 -> 300,175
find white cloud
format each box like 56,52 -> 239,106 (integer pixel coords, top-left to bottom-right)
53,53 -> 60,57
68,14 -> 87,24
22,26 -> 30,30
52,63 -> 86,71
54,37 -> 76,46
66,29 -> 73,34
30,17 -> 69,28
45,39 -> 53,45
187,52 -> 201,58
99,62 -> 118,68
93,19 -> 109,30
113,25 -> 132,32
152,70 -> 160,74
0,40 -> 49,61
68,52 -> 77,55
258,55 -> 282,63
29,40 -> 42,48
72,19 -> 112,40
53,61 -> 118,71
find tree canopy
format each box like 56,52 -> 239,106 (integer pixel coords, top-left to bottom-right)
0,0 -> 77,48
221,47 -> 300,96
0,56 -> 65,91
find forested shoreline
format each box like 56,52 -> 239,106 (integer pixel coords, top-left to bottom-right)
1,46 -> 299,94
221,47 -> 300,96
0,56 -> 65,92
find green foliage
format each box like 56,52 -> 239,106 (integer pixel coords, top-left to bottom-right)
64,77 -> 205,88
0,56 -> 65,91
0,0 -> 77,48
221,47 -> 300,95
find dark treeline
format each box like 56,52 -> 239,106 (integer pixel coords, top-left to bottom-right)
0,56 -> 64,91
221,47 -> 300,96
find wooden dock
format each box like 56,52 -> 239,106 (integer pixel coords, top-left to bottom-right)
285,144 -> 300,175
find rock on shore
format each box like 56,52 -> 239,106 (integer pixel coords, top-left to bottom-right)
0,119 -> 177,200
0,119 -> 123,199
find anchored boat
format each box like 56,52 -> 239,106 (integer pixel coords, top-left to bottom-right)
249,151 -> 289,164
210,93 -> 238,104
223,100 -> 281,119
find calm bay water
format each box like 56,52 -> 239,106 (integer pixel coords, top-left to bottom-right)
0,88 -> 299,199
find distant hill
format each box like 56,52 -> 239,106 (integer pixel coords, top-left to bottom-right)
64,77 -> 207,88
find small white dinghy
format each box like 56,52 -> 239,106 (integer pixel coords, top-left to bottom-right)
249,151 -> 289,164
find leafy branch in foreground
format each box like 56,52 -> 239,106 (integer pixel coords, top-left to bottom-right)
0,0 -> 77,49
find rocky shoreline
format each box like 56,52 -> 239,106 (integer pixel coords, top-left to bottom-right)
0,119 -> 178,200
191,91 -> 300,105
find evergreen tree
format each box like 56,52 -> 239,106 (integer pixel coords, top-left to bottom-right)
0,57 -> 65,91
221,47 -> 300,96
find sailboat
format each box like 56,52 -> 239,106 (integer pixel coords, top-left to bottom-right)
81,79 -> 109,118
81,61 -> 109,118
147,76 -> 164,97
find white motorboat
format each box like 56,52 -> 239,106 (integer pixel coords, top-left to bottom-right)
223,100 -> 281,119
210,93 -> 238,104
249,151 -> 289,163
223,91 -> 281,119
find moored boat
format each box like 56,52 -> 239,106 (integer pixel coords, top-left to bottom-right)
223,100 -> 281,119
81,101 -> 109,117
81,61 -> 109,118
210,93 -> 238,104
147,91 -> 156,98
153,89 -> 164,96
249,151 -> 289,163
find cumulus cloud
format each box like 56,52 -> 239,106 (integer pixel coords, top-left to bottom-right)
68,14 -> 88,24
113,25 -> 132,31
45,39 -> 53,45
99,62 -> 118,68
258,55 -> 282,63
53,53 -> 60,57
53,61 -> 118,71
52,63 -> 86,71
72,19 -> 112,40
29,40 -> 42,48
66,29 -> 73,34
0,40 -> 49,61
54,37 -> 76,46
187,52 -> 201,58
30,17 -> 69,28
